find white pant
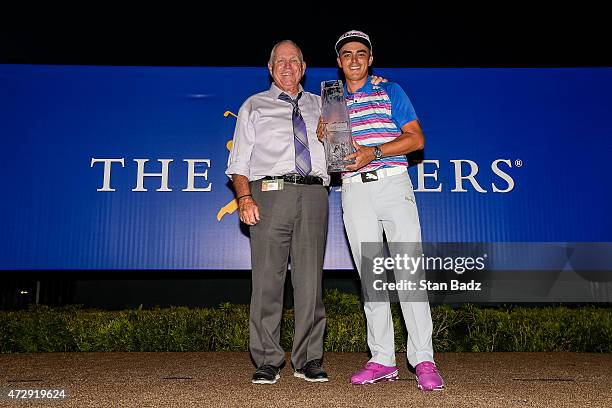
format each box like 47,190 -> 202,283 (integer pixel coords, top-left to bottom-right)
341,170 -> 434,367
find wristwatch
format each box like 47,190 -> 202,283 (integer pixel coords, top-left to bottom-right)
373,145 -> 383,160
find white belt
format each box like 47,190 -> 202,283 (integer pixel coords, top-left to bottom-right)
342,166 -> 408,184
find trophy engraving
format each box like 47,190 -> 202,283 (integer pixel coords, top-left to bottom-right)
321,80 -> 355,172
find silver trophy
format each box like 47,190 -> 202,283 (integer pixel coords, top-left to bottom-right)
321,80 -> 355,172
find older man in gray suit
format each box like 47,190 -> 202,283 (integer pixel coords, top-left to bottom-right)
226,40 -> 329,384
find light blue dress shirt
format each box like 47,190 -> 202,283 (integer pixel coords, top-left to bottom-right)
226,83 -> 329,186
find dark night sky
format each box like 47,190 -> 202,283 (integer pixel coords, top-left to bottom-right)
1,6 -> 609,68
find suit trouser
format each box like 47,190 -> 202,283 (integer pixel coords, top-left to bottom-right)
341,172 -> 434,367
249,180 -> 328,370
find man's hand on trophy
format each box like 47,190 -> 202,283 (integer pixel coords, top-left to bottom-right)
371,75 -> 388,85
316,116 -> 327,142
344,139 -> 376,171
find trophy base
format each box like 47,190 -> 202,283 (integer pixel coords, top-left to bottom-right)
327,160 -> 356,173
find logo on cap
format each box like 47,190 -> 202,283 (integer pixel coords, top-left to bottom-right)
335,30 -> 372,55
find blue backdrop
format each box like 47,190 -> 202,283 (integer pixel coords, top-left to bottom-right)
1,65 -> 611,270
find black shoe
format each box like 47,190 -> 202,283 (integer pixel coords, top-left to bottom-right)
294,359 -> 329,382
252,364 -> 280,384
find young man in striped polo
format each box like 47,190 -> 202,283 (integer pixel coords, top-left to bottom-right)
332,30 -> 444,391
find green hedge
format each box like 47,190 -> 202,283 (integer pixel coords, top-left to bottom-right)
1,290 -> 610,353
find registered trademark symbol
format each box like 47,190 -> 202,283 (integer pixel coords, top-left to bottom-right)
515,159 -> 523,167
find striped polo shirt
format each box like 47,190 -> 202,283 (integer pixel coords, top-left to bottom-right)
344,76 -> 418,178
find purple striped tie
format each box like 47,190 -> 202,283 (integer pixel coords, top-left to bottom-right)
279,92 -> 312,176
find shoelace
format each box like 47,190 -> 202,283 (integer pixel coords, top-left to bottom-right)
416,362 -> 438,374
258,364 -> 277,374
305,360 -> 322,369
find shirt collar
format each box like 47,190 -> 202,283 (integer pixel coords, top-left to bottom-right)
270,82 -> 304,100
344,75 -> 373,96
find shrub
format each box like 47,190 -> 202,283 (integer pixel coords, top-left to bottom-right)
1,290 -> 610,353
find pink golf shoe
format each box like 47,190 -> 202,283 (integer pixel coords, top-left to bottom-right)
415,361 -> 444,391
350,362 -> 398,385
